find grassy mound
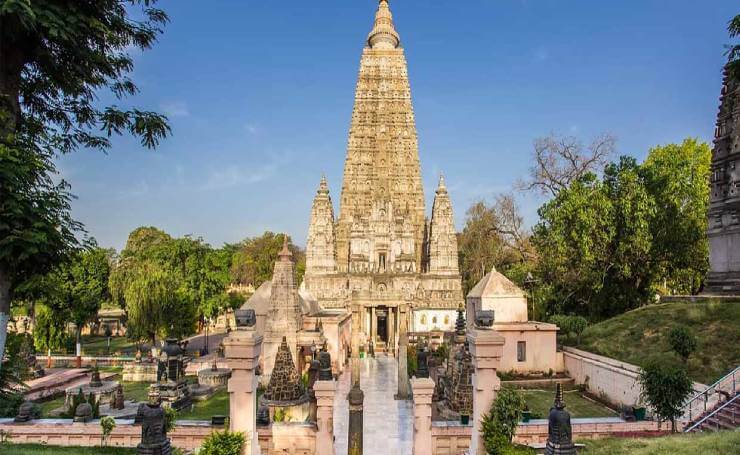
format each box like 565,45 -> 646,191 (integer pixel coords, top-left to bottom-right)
580,429 -> 740,454
574,301 -> 740,384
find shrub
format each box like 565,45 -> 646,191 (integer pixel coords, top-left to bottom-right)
199,430 -> 246,455
164,406 -> 177,433
668,325 -> 697,362
100,416 -> 116,446
638,360 -> 694,432
481,388 -> 526,454
273,408 -> 286,423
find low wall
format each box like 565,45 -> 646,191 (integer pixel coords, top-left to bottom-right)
0,419 -> 315,454
513,418 -> 668,445
562,347 -> 706,410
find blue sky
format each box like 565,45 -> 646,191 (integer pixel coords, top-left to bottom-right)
58,0 -> 738,251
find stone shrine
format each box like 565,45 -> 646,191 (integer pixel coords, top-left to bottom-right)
707,65 -> 740,293
301,0 -> 465,355
261,336 -> 310,422
545,384 -> 576,455
149,338 -> 191,411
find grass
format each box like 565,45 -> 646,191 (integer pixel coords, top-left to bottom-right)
0,444 -> 134,454
580,429 -> 740,454
80,336 -> 139,356
177,390 -> 229,420
574,301 -> 740,384
513,388 -> 617,418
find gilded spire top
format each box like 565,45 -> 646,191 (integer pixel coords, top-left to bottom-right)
368,0 -> 400,49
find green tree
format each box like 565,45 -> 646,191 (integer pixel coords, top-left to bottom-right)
229,232 -> 305,287
45,247 -> 111,364
0,1 -> 170,367
481,388 -> 526,454
668,325 -> 698,362
638,360 -> 694,432
727,14 -> 740,80
641,139 -> 711,294
33,303 -> 69,361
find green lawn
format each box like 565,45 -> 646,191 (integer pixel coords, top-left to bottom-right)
80,336 -> 139,356
0,444 -> 134,454
574,301 -> 740,384
177,390 -> 229,420
514,389 -> 617,418
580,429 -> 740,454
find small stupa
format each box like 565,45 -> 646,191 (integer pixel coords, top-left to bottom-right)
264,337 -> 305,402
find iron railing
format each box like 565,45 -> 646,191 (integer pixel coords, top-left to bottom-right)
681,366 -> 739,423
684,393 -> 738,433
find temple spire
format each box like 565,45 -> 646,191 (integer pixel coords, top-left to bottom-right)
278,234 -> 292,261
368,0 -> 400,49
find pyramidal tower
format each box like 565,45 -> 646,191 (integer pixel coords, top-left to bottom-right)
303,0 -> 463,350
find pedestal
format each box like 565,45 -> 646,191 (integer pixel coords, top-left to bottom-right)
314,380 -> 337,455
411,377 -> 434,455
467,328 -> 505,455
224,327 -> 262,455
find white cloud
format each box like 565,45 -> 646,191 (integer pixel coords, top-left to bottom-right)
160,101 -> 190,118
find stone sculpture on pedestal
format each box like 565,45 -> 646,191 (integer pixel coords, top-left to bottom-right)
544,383 -> 576,455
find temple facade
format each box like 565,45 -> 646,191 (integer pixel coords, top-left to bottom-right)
301,0 -> 464,354
707,65 -> 740,294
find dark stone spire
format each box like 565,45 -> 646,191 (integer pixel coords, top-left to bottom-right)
264,337 -> 305,402
545,383 -> 576,455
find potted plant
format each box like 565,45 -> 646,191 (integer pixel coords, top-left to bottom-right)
460,414 -> 470,425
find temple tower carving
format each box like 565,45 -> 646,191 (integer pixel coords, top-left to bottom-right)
306,176 -> 337,275
428,175 -> 460,275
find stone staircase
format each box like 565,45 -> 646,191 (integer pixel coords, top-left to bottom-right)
685,392 -> 739,432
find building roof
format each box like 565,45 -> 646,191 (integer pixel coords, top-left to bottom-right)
240,280 -> 322,316
467,267 -> 526,299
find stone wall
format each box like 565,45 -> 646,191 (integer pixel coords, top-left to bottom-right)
431,422 -> 471,455
0,419 -> 317,455
563,347 -> 706,409
514,419 -> 669,445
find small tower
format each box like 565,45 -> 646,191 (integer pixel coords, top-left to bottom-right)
428,175 -> 460,275
264,337 -> 306,402
306,175 -> 337,274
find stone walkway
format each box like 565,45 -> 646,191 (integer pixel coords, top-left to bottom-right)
333,355 -> 413,455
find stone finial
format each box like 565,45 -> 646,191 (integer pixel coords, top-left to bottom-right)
318,174 -> 330,195
455,303 -> 466,336
73,402 -> 93,423
14,401 -> 36,423
436,174 -> 448,194
368,0 -> 400,49
278,235 -> 292,261
545,383 -> 576,455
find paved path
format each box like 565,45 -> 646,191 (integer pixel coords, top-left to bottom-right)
334,355 -> 413,455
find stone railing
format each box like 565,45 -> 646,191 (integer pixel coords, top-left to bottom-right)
513,418 -> 668,445
431,421 -> 471,455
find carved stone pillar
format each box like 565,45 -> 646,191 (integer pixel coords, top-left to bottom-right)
395,332 -> 410,400
224,326 -> 262,455
314,380 -> 337,455
371,306 -> 377,343
411,377 -> 435,455
467,328 -> 505,455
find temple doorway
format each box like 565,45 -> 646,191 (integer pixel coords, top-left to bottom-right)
377,307 -> 388,343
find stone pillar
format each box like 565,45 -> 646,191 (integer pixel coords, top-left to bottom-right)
395,332 -> 410,400
224,327 -> 262,455
370,306 -> 377,344
411,377 -> 435,455
314,380 -> 337,455
388,308 -> 395,355
467,328 -> 505,455
348,336 -> 364,455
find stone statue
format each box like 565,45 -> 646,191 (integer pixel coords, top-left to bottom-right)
544,383 -> 576,455
89,367 -> 103,388
256,404 -> 270,426
112,384 -> 125,410
14,401 -> 36,423
136,399 -> 172,455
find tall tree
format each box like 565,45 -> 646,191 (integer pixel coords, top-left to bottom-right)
229,232 -> 305,288
518,133 -> 616,197
44,247 -> 111,366
641,139 -> 711,294
0,1 -> 170,367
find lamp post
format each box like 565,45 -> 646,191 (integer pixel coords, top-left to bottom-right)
524,272 -> 538,321
203,317 -> 210,355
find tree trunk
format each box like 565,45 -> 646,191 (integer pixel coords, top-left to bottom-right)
0,266 -> 11,373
